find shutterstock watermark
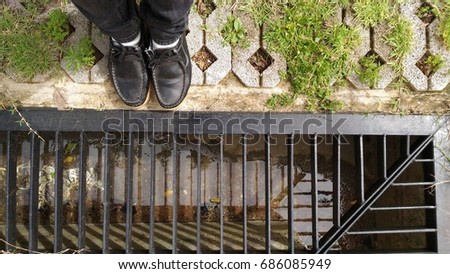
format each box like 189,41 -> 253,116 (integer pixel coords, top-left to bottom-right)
100,111 -> 349,146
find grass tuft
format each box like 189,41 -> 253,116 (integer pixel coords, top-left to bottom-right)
383,15 -> 413,62
63,36 -> 96,71
439,1 -> 450,50
1,2 -> 96,78
264,1 -> 360,111
0,6 -> 67,80
353,0 -> 391,27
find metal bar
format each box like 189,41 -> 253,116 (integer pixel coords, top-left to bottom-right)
219,134 -> 224,254
242,134 -> 248,254
102,133 -> 111,253
287,134 -> 294,253
310,134 -> 319,252
347,228 -> 437,235
414,159 -> 435,163
401,135 -> 411,156
78,132 -> 87,249
392,182 -> 435,187
196,135 -> 202,254
332,135 -> 341,228
29,133 -> 40,252
265,134 -> 271,253
149,136 -> 156,254
355,135 -> 365,204
125,131 -> 134,254
6,131 -> 17,252
370,205 -> 437,211
378,135 -> 387,179
54,131 -> 64,252
422,140 -> 438,251
172,133 -> 178,254
317,134 -> 435,253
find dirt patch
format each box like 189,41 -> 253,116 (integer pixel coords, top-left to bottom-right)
192,46 -> 217,72
416,52 -> 433,77
248,48 -> 274,74
195,0 -> 217,19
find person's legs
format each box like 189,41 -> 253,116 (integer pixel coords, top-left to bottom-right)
140,0 -> 193,45
72,0 -> 140,43
141,0 -> 193,109
72,0 -> 149,107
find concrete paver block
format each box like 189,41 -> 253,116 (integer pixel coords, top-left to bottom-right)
90,25 -> 109,84
328,6 -> 344,86
429,19 -> 450,91
400,1 -> 428,91
204,4 -> 232,85
231,10 -> 261,87
188,10 -> 205,85
261,43 -> 286,88
373,23 -> 398,89
230,10 -> 291,88
261,11 -> 287,88
344,9 -> 371,89
61,3 -> 90,83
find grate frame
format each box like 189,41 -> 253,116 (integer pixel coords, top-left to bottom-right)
0,110 -> 448,254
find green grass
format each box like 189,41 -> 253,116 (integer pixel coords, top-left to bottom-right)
439,1 -> 450,50
352,0 -> 413,80
0,2 -> 94,78
238,0 -> 280,27
0,5 -> 67,80
383,15 -> 413,62
413,0 -> 450,50
263,1 -> 360,111
234,0 -> 414,111
353,0 -> 391,27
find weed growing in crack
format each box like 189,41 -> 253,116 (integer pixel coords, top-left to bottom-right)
42,8 -> 70,43
357,54 -> 383,88
417,3 -> 438,21
221,15 -> 249,48
0,89 -> 44,142
63,36 -> 96,71
424,54 -> 445,74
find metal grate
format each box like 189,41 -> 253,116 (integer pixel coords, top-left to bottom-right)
0,110 -> 447,253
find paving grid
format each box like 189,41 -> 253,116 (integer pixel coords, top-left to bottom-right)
3,0 -> 450,92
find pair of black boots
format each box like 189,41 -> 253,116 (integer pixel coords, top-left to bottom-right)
109,31 -> 191,108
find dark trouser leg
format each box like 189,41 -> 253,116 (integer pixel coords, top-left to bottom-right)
72,0 -> 140,43
72,0 -> 149,107
140,0 -> 193,45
